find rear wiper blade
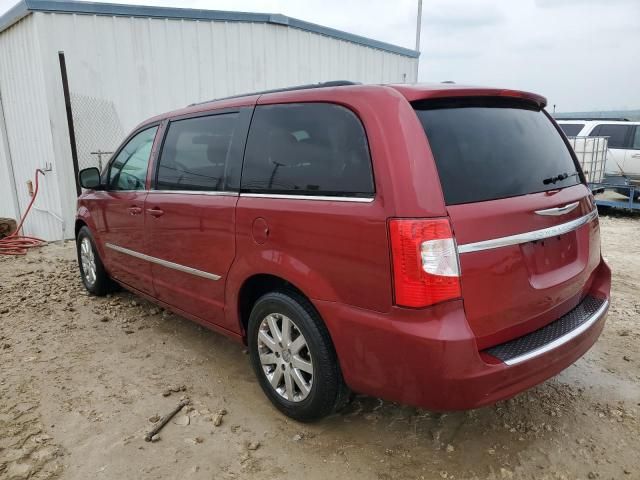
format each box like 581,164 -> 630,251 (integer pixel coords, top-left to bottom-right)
543,172 -> 578,185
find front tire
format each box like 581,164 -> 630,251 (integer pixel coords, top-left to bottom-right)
76,226 -> 113,296
248,291 -> 346,422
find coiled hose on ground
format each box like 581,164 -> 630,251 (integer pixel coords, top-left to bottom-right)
0,169 -> 46,255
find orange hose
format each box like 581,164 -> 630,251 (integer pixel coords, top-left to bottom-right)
0,169 -> 46,255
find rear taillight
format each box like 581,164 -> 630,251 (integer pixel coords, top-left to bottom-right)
389,218 -> 461,308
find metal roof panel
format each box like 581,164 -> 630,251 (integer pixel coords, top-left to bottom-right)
0,0 -> 420,58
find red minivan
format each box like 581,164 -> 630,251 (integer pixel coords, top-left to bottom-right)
76,82 -> 611,421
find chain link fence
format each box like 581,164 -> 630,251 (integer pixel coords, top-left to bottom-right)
71,93 -> 125,174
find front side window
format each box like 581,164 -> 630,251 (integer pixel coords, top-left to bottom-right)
108,126 -> 158,190
241,103 -> 374,197
589,124 -> 632,149
156,113 -> 239,191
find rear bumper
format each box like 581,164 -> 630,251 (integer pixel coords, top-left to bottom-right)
316,260 -> 611,411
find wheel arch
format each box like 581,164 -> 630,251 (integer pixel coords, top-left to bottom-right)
74,212 -> 109,270
75,218 -> 88,238
236,273 -> 311,338
75,205 -> 96,239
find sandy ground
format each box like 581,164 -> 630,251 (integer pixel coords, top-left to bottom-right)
1,212 -> 639,480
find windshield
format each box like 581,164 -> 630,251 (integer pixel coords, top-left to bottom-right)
414,98 -> 581,205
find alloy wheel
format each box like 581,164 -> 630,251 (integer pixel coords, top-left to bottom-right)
257,313 -> 314,402
80,237 -> 97,287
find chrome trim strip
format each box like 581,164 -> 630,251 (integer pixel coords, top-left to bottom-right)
535,201 -> 579,216
95,189 -> 147,193
504,299 -> 609,366
149,190 -> 238,196
240,193 -> 374,203
458,209 -> 598,254
105,243 -> 221,281
96,190 -> 238,196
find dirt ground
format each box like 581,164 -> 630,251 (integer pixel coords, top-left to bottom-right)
1,212 -> 638,480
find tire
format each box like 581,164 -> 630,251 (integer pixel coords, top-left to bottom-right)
248,290 -> 348,422
76,226 -> 113,296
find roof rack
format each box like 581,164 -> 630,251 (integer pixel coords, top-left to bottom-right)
190,80 -> 360,106
555,117 -> 630,122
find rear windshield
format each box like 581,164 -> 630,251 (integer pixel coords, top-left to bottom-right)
558,123 -> 585,136
414,98 -> 580,205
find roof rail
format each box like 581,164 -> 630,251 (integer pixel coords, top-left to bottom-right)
190,80 -> 361,106
555,117 -> 630,122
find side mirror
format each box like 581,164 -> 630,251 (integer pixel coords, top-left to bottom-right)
78,167 -> 102,190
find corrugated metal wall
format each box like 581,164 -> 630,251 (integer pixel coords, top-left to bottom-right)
0,15 -> 66,241
0,89 -> 19,222
2,11 -> 417,240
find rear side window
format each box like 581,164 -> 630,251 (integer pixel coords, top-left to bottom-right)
558,123 -> 585,136
588,124 -> 632,149
156,113 -> 238,191
414,98 -> 580,205
241,103 -> 374,197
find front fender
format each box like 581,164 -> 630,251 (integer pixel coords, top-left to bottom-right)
75,205 -> 108,263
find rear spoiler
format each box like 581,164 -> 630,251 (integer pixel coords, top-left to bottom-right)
391,85 -> 547,109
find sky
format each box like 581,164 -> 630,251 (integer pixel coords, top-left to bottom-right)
1,0 -> 638,112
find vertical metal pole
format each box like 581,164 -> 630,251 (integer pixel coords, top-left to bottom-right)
415,0 -> 423,51
0,88 -> 21,219
415,0 -> 422,82
591,137 -> 596,183
58,51 -> 81,196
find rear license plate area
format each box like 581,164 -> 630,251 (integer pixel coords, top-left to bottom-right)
521,232 -> 578,275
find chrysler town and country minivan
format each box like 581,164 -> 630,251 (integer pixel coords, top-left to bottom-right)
76,82 -> 611,421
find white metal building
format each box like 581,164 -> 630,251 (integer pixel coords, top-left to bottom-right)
0,0 -> 418,241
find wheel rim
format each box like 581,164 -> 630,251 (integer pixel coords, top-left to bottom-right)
257,313 -> 313,402
80,237 -> 97,287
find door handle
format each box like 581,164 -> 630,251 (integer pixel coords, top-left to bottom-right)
147,207 -> 165,217
632,154 -> 640,158
127,206 -> 142,215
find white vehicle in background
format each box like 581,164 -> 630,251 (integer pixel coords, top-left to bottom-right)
557,119 -> 640,199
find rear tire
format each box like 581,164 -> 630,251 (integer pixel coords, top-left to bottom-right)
76,226 -> 113,296
248,290 -> 347,421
